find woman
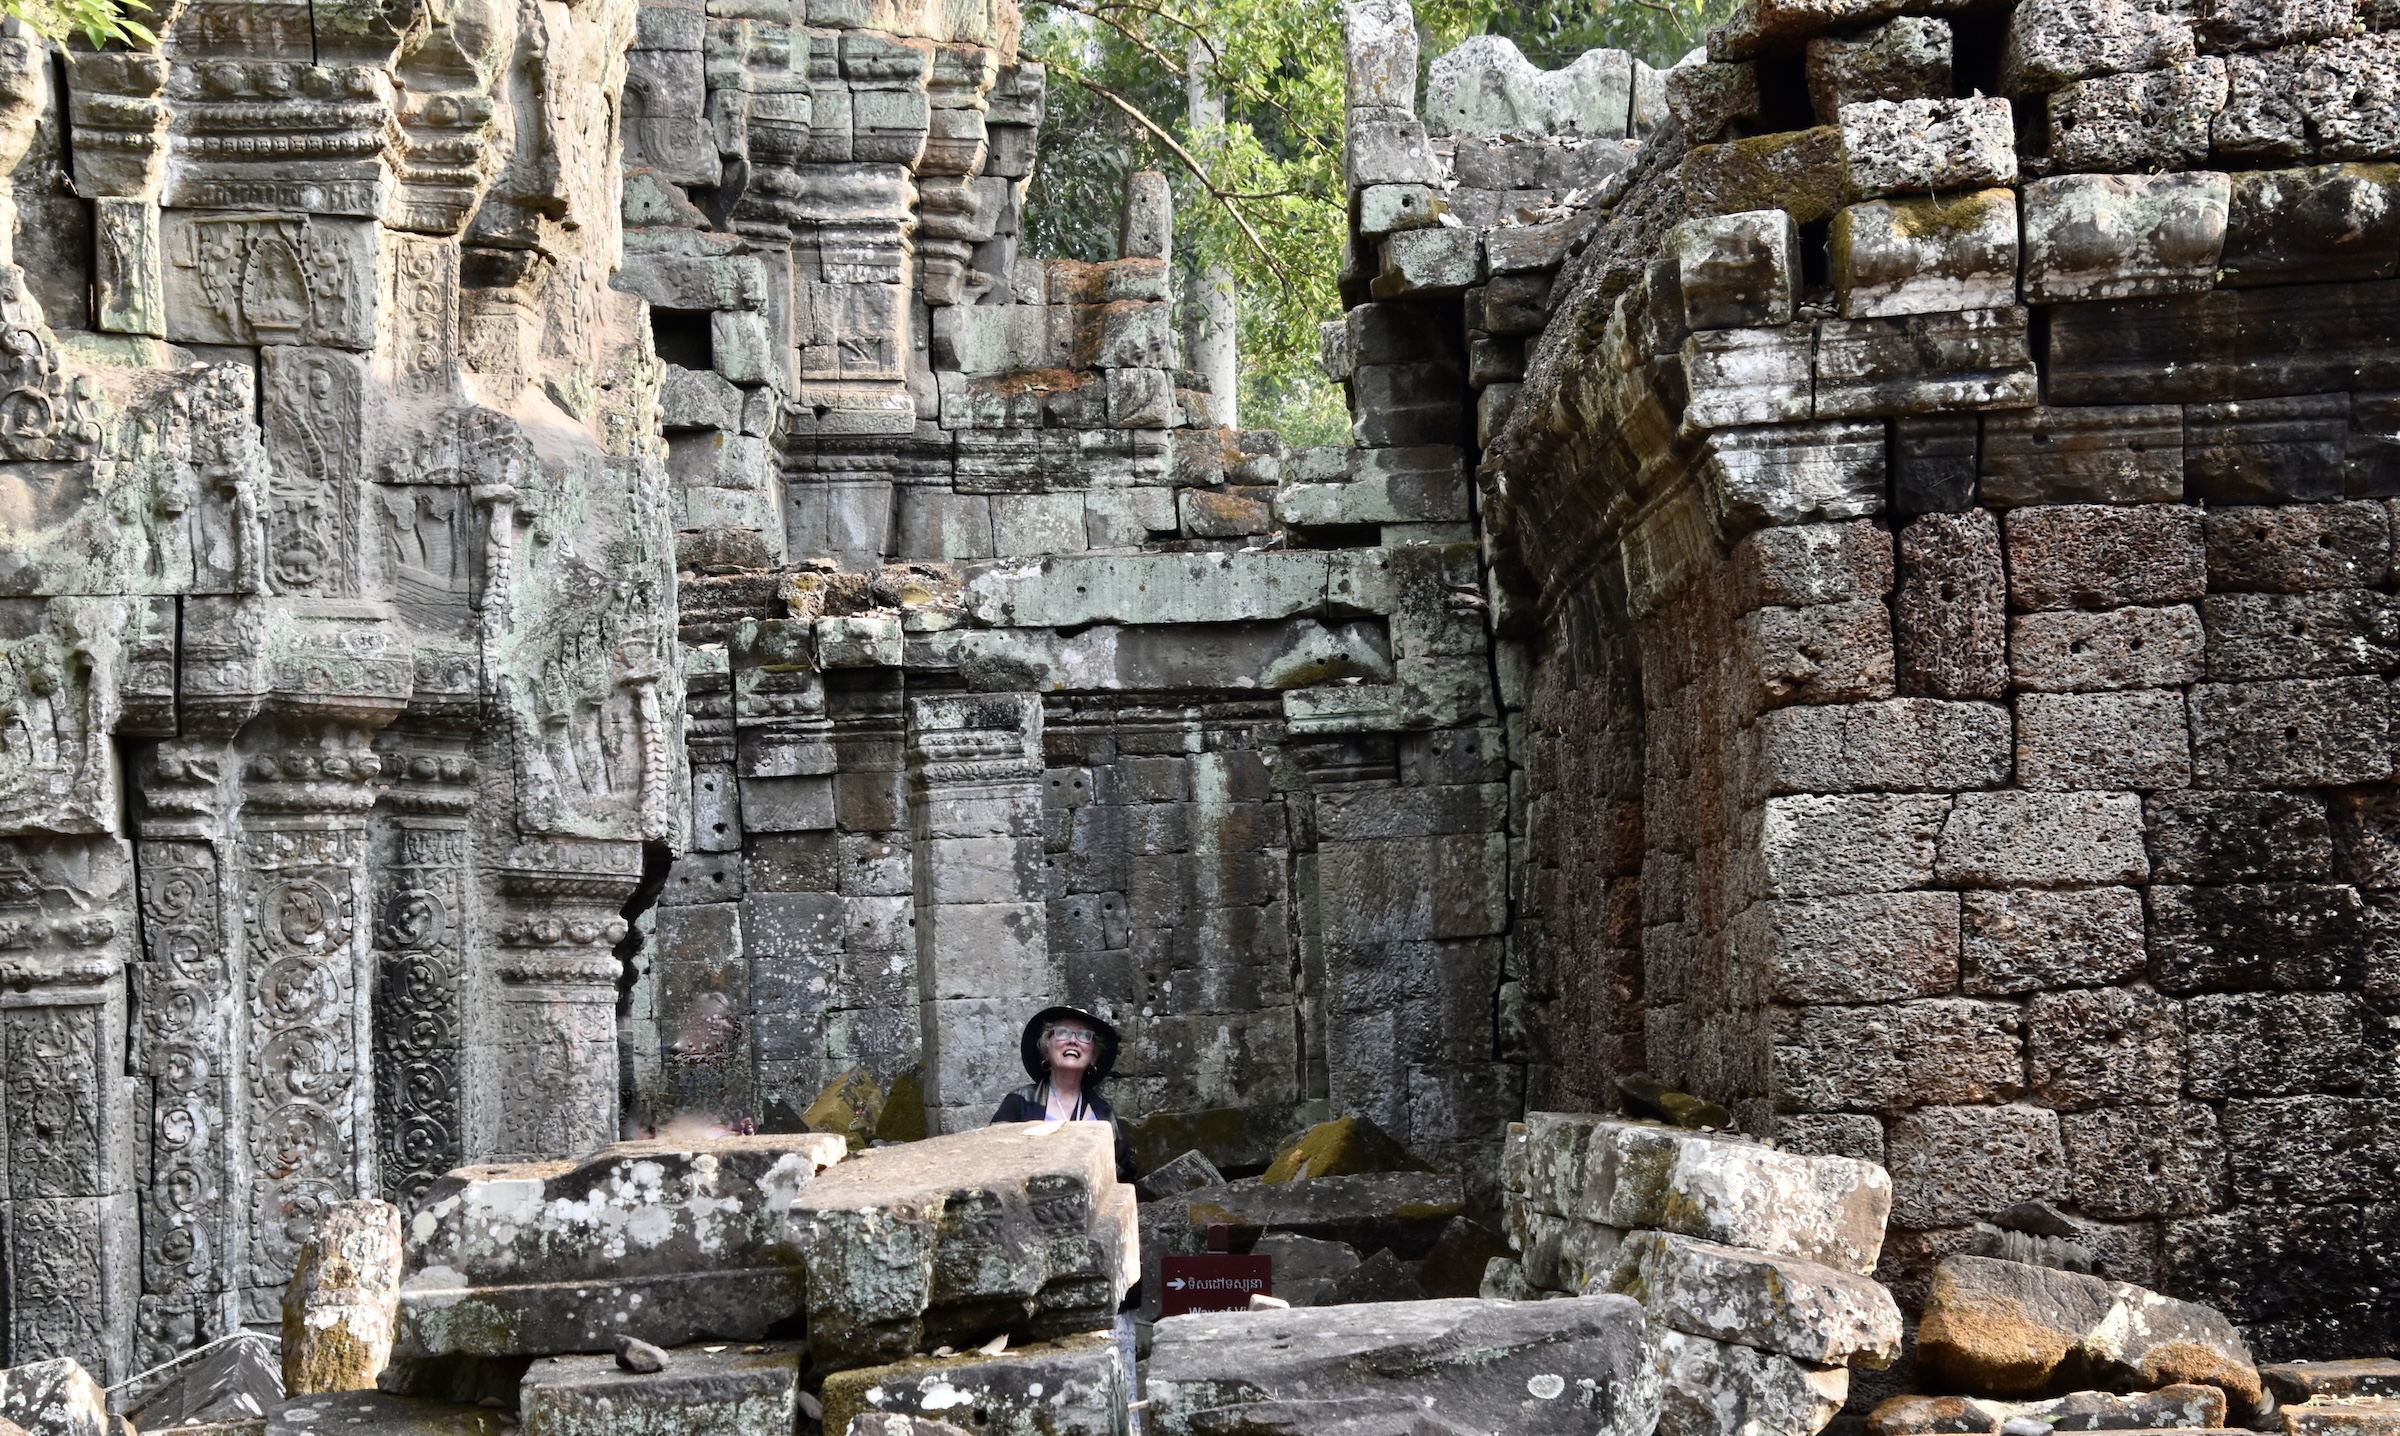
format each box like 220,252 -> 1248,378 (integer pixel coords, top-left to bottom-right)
991,1004 -> 1140,1185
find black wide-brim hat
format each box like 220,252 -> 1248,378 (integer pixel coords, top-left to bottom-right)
1021,1005 -> 1120,1085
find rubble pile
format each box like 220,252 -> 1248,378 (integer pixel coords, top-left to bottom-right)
1493,1114 -> 1900,1436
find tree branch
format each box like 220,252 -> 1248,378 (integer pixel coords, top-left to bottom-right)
1053,65 -> 1294,286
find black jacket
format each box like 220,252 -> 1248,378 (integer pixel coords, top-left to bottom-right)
991,1083 -> 1140,1185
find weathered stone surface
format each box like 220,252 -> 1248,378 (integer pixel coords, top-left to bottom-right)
1702,422 -> 1886,527
1606,1231 -> 1902,1367
284,1201 -> 403,1395
1147,1297 -> 1661,1436
2020,174 -> 2229,303
1884,1106 -> 2066,1229
396,1134 -> 847,1358
2221,166 -> 2400,287
2008,606 -> 2204,692
1732,521 -> 1894,609
1776,999 -> 2024,1117
1656,1329 -> 1849,1436
2266,1363 -> 2400,1405
1813,307 -> 2038,419
1895,511 -> 2008,700
2145,792 -> 2334,882
2001,0 -> 2196,95
2047,61 -> 2228,172
2013,690 -> 2191,792
1840,99 -> 2016,199
1166,1171 -> 1465,1253
1758,794 -> 1947,898
820,1333 -> 1124,1436
2004,505 -> 2207,612
1425,37 -> 1638,138
784,1123 -> 1136,1368
1936,792 -> 2150,887
1677,212 -> 1799,330
521,1347 -> 801,1436
0,1362 -> 105,1436
1959,888 -> 2149,994
1832,191 -> 2018,319
2146,881 -> 2372,993
2188,679 -> 2392,787
1915,1256 -> 2261,1405
1750,700 -> 2007,797
2202,502 -> 2390,591
1982,406 -> 2185,508
1579,1121 -> 1893,1277
1683,128 -> 1850,225
266,1392 -> 509,1436
1809,19 -> 1951,122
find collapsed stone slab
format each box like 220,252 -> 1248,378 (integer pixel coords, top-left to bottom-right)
519,1346 -> 801,1436
1147,1296 -> 1659,1436
0,1362 -> 105,1436
265,1391 -> 513,1436
818,1331 -> 1123,1436
1541,1117 -> 1891,1277
1656,1329 -> 1848,1436
1604,1231 -> 1902,1368
1867,1385 -> 2230,1435
783,1122 -> 1136,1368
118,1333 -> 284,1435
1915,1256 -> 2261,1406
394,1134 -> 847,1358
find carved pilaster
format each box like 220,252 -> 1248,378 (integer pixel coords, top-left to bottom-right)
907,693 -> 1046,1135
370,745 -> 476,1210
0,837 -> 140,1383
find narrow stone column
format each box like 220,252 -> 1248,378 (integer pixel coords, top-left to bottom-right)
908,693 -> 1048,1134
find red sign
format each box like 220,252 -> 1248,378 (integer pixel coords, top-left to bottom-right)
1160,1254 -> 1273,1316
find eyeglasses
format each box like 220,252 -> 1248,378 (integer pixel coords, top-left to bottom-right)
1050,1027 -> 1097,1044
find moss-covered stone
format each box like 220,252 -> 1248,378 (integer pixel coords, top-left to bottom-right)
802,1068 -> 886,1151
1263,1114 -> 1430,1183
1682,127 -> 1847,224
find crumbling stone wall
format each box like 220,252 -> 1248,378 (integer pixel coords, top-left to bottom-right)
1480,0 -> 2400,1359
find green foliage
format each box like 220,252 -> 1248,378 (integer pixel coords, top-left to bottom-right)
9,0 -> 154,50
1018,0 -> 1731,441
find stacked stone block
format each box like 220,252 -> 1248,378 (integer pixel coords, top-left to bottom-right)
1478,0 -> 2400,1363
1499,1115 -> 1901,1436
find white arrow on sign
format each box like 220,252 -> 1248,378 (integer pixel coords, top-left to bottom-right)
1166,1278 -> 1187,1290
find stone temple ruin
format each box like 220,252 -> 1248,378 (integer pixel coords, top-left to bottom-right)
5,0 -> 2400,1426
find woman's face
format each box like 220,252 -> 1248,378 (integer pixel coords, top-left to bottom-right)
1047,1024 -> 1097,1077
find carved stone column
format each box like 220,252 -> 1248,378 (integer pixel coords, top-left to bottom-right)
370,735 -> 477,1210
907,692 -> 1047,1135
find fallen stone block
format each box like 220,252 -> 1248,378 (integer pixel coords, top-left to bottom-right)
1253,1231 -> 1365,1307
1656,1329 -> 1848,1436
1870,1384 -> 2231,1435
784,1122 -> 1137,1369
2285,1395 -> 2400,1436
395,1132 -> 847,1357
819,1332 -> 1124,1436
1173,1171 -> 1467,1257
1148,1296 -> 1660,1436
267,1391 -> 511,1436
1581,1120 -> 1893,1277
287,1200 -> 405,1395
119,1333 -> 284,1434
0,1361 -> 106,1436
1263,1114 -> 1428,1182
520,1346 -> 800,1436
1604,1231 -> 1903,1368
1915,1256 -> 2260,1406
2265,1362 -> 2400,1405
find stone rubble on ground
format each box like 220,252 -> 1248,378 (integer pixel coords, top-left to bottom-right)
283,1202 -> 406,1397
